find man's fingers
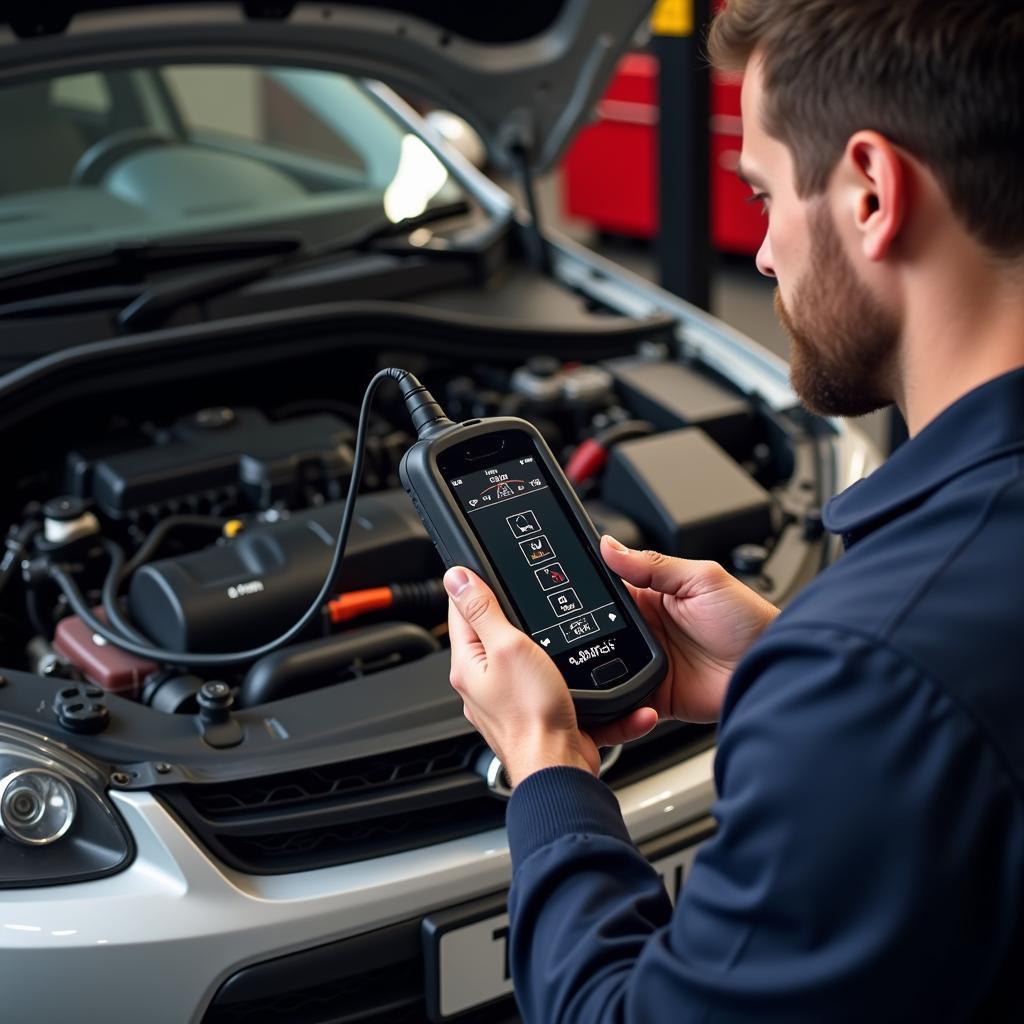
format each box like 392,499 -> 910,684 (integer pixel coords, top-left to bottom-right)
600,535 -> 726,598
444,567 -> 516,647
587,707 -> 659,749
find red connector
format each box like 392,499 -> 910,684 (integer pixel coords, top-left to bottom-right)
565,438 -> 610,485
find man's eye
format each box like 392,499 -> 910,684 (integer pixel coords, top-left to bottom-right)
746,192 -> 770,215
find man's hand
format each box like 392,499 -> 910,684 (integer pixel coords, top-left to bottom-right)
599,535 -> 781,727
443,540 -> 779,788
445,567 -> 658,788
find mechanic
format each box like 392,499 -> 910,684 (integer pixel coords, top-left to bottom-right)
442,2 -> 1024,1021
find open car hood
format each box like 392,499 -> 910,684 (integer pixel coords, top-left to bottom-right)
0,1 -> 653,174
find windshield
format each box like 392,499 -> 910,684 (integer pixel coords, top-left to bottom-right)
0,63 -> 466,262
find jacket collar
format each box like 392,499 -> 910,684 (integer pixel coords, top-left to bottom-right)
823,367 -> 1024,546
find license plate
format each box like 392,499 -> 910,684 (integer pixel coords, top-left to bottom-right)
423,835 -> 708,1020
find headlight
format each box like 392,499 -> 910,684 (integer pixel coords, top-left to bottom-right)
0,769 -> 77,845
0,724 -> 133,888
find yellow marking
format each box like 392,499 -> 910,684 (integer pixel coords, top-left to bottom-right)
223,519 -> 245,539
652,0 -> 694,37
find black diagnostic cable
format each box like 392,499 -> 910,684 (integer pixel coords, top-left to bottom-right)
46,368 -> 452,667
123,514 -> 228,577
99,540 -> 148,647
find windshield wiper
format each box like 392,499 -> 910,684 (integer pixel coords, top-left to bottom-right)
0,234 -> 304,304
117,200 -> 471,333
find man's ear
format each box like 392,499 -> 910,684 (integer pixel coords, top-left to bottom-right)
838,130 -> 907,262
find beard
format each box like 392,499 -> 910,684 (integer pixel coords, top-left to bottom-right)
774,202 -> 900,418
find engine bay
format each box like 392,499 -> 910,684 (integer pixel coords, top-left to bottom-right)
0,317 -> 829,771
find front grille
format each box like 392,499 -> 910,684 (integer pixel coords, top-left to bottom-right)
207,960 -> 422,1024
164,723 -> 715,876
213,793 -> 506,874
182,735 -> 484,817
160,734 -> 504,875
206,967 -> 521,1024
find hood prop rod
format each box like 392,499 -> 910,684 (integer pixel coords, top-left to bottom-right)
514,146 -> 551,275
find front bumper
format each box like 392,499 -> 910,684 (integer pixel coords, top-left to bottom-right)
0,747 -> 715,1023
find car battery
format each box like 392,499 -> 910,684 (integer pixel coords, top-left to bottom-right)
601,428 -> 772,561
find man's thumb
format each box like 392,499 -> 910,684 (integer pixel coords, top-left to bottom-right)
443,567 -> 510,644
600,534 -> 720,597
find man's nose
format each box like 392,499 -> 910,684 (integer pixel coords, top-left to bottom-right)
755,233 -> 776,279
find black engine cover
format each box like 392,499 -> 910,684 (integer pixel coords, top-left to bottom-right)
128,490 -> 439,653
67,408 -> 354,519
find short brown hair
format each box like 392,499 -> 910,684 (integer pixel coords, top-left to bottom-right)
708,0 -> 1024,257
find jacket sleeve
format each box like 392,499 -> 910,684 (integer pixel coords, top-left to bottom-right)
505,626 -> 1024,1023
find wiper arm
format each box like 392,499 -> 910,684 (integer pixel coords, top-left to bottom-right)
117,201 -> 471,333
301,199 -> 470,261
0,234 -> 303,304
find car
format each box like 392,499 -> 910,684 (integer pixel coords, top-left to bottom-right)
0,3 -> 881,1022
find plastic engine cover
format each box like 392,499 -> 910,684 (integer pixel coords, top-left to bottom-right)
66,408 -> 354,518
128,490 -> 438,653
602,429 -> 772,561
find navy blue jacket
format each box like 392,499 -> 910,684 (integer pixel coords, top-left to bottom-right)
506,368 -> 1024,1023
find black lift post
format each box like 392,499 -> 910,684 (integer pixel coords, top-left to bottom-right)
653,0 -> 714,310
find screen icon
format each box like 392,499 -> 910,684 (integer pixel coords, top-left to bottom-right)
560,613 -> 600,642
534,562 -> 570,591
495,482 -> 515,500
519,534 -> 555,565
548,588 -> 583,618
506,510 -> 541,537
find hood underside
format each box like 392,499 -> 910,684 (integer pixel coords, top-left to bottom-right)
0,0 -> 654,174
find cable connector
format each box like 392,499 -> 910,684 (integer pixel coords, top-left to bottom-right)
387,368 -> 454,439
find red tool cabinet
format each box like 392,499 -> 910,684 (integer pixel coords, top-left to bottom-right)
562,54 -> 765,257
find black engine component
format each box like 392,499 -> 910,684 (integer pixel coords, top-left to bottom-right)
601,428 -> 773,561
0,517 -> 40,600
143,672 -> 204,714
128,490 -> 439,654
66,408 -> 355,520
196,680 -> 243,749
605,357 -> 755,459
52,683 -> 110,735
240,622 -> 440,707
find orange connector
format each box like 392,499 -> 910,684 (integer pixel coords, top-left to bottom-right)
326,586 -> 395,625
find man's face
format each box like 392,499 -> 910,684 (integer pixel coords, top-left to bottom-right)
738,58 -> 899,417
